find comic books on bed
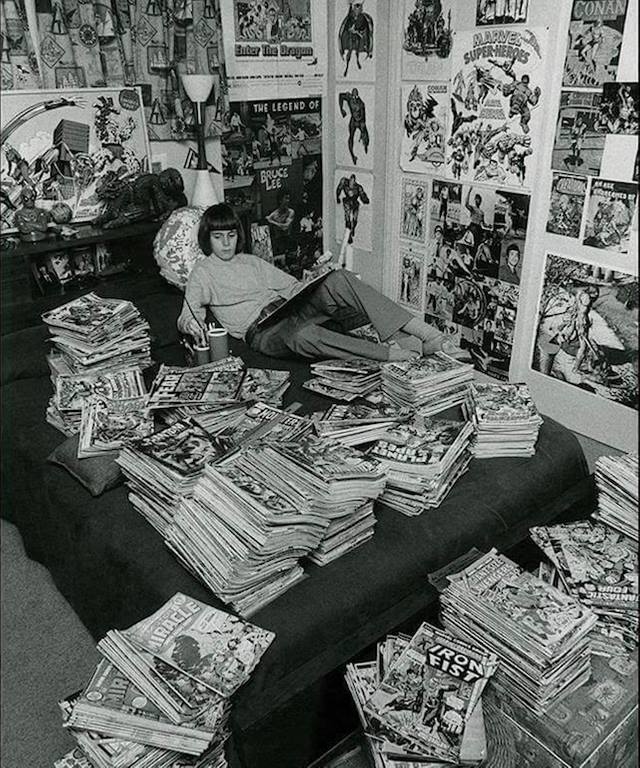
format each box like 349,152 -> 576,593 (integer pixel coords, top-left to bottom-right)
78,395 -> 154,458
58,595 -> 272,766
439,549 -> 598,716
313,402 -> 412,447
203,402 -> 312,451
531,521 -> 638,655
42,293 -> 152,374
367,417 -> 474,515
303,357 -> 383,402
594,453 -> 639,541
46,366 -> 148,437
469,382 -> 543,458
345,627 -> 491,767
381,353 -> 474,416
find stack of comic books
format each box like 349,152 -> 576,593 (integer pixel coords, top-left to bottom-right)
46,367 -> 147,437
381,353 -> 474,416
367,417 -> 474,515
345,623 -> 494,766
302,358 -> 382,402
312,402 -> 412,447
469,382 -> 543,458
165,449 -> 331,615
59,594 -> 273,765
258,433 -> 387,566
117,420 -> 229,536
42,293 -> 152,374
77,395 -> 154,458
440,549 -> 598,716
203,402 -> 312,451
162,401 -> 252,434
594,453 -> 639,541
531,521 -> 638,655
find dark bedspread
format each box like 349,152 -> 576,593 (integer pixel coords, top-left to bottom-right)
1,286 -> 591,768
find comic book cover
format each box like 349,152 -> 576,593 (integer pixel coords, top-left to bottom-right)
471,382 -> 542,423
335,0 -> 377,83
476,0 -> 529,26
316,402 -> 411,427
400,83 -> 447,174
551,90 -> 606,176
336,84 -> 375,170
302,378 -> 359,402
129,420 -> 228,477
446,27 -> 547,189
384,352 -> 472,382
583,178 -> 637,253
78,396 -> 153,458
401,0 -> 455,80
41,293 -> 130,334
236,368 -> 290,404
56,368 -> 145,411
546,172 -> 588,238
532,252 -> 638,411
530,521 -> 638,610
399,176 -> 429,244
562,0 -> 629,89
148,362 -> 247,409
272,432 -> 384,480
396,247 -> 425,312
364,622 -> 496,762
124,593 -> 275,698
209,402 -> 311,449
597,82 -> 639,134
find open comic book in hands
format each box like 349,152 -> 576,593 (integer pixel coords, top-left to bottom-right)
124,593 -> 275,698
364,622 -> 496,763
254,264 -> 335,329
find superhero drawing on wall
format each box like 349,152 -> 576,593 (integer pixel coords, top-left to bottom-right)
400,83 -> 447,173
338,0 -> 375,79
445,27 -> 546,189
562,0 -> 629,89
400,176 -> 428,244
401,0 -> 454,80
336,86 -> 372,168
335,170 -> 372,249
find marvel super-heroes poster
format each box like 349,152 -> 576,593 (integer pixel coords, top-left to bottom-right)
445,27 -> 547,189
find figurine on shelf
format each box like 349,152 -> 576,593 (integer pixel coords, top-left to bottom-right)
94,168 -> 188,229
14,185 -> 51,242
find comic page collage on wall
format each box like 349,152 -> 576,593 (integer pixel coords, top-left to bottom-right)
333,0 -> 377,262
219,0 -> 327,279
534,0 -> 638,412
395,0 -> 537,380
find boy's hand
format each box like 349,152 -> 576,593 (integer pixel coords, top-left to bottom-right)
185,318 -> 206,346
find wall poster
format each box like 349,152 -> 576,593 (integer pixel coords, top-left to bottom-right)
425,177 -> 530,379
597,82 -> 639,135
221,96 -> 323,277
335,0 -> 377,82
220,0 -> 327,99
335,84 -> 375,170
399,176 -> 429,245
335,169 -> 373,250
551,90 -> 605,176
562,0 -> 629,89
583,178 -> 637,254
445,26 -> 547,189
546,172 -> 588,239
396,246 -> 425,312
400,82 -> 448,174
0,87 -> 151,232
532,252 -> 638,412
476,0 -> 529,27
401,0 -> 455,80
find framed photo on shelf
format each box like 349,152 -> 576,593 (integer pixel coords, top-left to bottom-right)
0,87 -> 151,234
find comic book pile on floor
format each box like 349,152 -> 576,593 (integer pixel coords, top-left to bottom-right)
593,453 -> 639,541
302,357 -> 383,402
54,594 -> 274,768
345,621 -> 495,767
469,382 -> 543,458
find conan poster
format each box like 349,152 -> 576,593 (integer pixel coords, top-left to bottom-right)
445,27 -> 547,189
400,82 -> 448,174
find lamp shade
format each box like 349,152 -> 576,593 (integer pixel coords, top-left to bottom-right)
153,206 -> 207,289
180,74 -> 215,103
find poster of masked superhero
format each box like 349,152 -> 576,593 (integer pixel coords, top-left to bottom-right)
562,0 -> 629,89
445,27 -> 547,189
400,176 -> 429,244
335,0 -> 377,83
583,178 -> 637,254
335,84 -> 375,169
335,169 -> 373,249
400,82 -> 447,173
401,0 -> 455,81
396,246 -> 425,312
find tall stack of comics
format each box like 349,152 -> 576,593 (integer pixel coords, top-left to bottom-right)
345,622 -> 495,767
54,594 -> 274,768
439,549 -> 598,716
594,453 -> 639,542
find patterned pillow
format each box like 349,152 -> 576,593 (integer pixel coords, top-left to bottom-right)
153,206 -> 207,290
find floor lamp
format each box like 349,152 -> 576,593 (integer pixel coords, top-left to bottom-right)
180,73 -> 219,209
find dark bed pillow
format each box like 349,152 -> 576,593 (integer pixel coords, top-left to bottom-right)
47,434 -> 123,497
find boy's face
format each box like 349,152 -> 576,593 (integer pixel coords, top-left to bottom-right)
210,229 -> 238,260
